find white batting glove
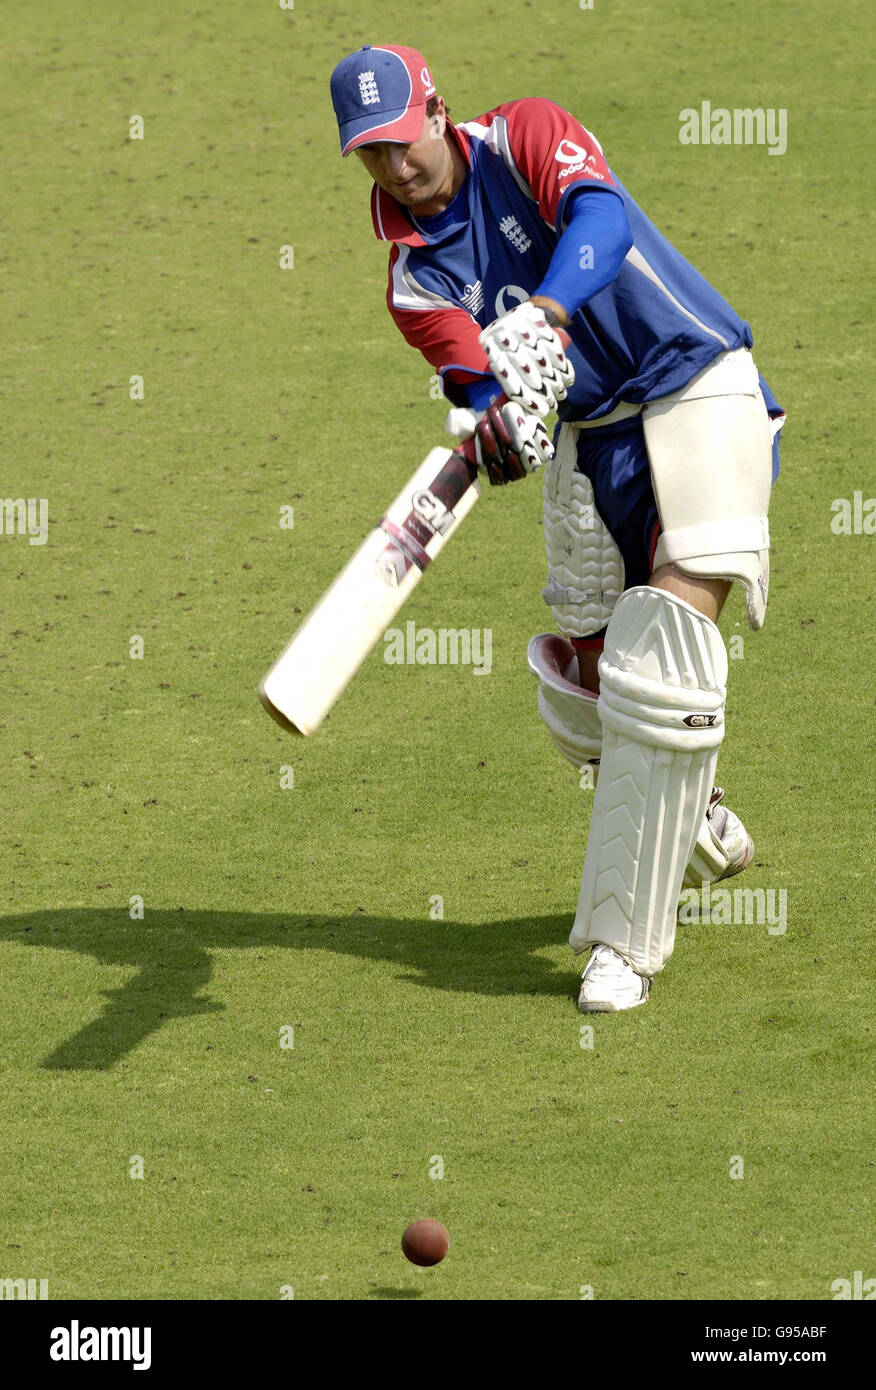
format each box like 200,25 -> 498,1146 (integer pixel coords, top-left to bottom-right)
503,405 -> 555,469
445,401 -> 554,485
478,302 -> 574,418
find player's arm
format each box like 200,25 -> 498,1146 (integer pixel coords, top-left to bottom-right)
532,185 -> 633,326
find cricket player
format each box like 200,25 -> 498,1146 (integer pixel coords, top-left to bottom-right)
330,45 -> 785,1011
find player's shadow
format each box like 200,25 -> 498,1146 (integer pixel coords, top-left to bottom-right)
0,907 -> 573,1072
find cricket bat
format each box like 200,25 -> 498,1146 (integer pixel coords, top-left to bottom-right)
260,329 -> 570,737
259,439 -> 481,736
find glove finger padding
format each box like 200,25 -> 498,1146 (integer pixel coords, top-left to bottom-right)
482,346 -> 559,418
444,399 -> 553,485
444,400 -> 556,486
479,302 -> 575,417
504,405 -> 555,471
484,402 -> 527,483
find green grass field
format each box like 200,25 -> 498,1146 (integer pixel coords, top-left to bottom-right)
1,0 -> 872,1300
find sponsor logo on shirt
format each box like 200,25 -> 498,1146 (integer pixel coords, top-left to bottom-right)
499,215 -> 532,254
494,284 -> 529,315
559,161 -> 604,182
461,281 -> 485,315
555,138 -> 591,164
553,137 -> 605,182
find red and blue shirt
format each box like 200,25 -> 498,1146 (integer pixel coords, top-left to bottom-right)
375,98 -> 780,422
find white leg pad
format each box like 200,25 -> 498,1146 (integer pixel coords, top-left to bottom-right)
569,586 -> 728,977
528,630 -> 736,889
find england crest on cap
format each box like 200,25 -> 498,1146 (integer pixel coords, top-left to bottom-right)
330,44 -> 437,155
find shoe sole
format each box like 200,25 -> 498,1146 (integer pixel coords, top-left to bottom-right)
577,992 -> 650,1013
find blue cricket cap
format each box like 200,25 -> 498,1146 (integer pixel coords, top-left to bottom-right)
330,44 -> 436,155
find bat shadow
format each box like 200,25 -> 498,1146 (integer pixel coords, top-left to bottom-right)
0,907 -> 574,1072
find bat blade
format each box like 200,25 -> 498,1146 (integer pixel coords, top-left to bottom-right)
259,445 -> 479,736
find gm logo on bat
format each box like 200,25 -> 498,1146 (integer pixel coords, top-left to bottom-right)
412,489 -> 455,535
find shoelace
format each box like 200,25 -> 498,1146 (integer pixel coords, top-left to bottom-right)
585,945 -> 626,979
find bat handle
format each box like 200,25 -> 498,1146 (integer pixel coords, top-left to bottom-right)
456,435 -> 480,474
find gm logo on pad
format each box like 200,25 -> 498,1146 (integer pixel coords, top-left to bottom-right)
683,713 -> 718,728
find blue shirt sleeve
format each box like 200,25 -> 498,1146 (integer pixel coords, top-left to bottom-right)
535,186 -> 633,318
460,187 -> 634,410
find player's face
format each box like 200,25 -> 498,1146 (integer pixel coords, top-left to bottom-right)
354,111 -> 451,209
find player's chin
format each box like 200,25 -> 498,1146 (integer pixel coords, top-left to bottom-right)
392,178 -> 430,205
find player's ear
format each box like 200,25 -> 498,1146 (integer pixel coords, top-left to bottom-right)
426,96 -> 446,141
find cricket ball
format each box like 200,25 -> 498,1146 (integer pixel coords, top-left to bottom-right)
402,1218 -> 450,1267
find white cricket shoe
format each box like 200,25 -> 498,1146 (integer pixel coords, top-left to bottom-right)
577,943 -> 651,1013
683,787 -> 754,889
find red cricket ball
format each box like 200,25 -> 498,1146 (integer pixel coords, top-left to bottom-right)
401,1218 -> 450,1267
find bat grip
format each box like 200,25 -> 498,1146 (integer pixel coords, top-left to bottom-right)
456,435 -> 480,474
